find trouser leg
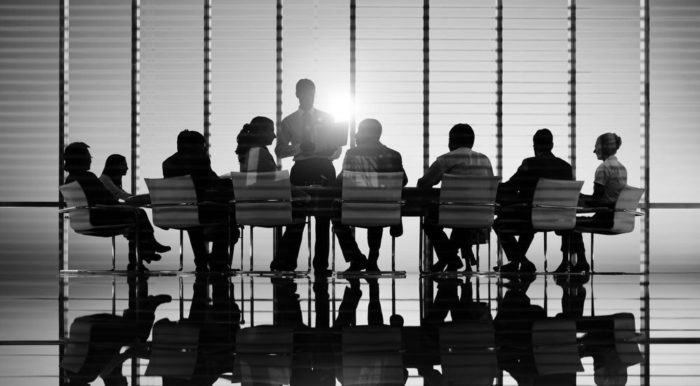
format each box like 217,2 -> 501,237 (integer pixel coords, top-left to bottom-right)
274,222 -> 305,270
424,223 -> 458,263
313,216 -> 330,270
367,227 -> 383,262
332,221 -> 363,263
187,229 -> 209,270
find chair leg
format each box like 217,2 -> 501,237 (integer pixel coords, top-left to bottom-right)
111,236 -> 116,271
178,230 -> 184,271
306,216 -> 312,273
391,236 -> 396,272
543,231 -> 548,273
249,226 -> 255,272
240,226 -> 244,272
590,233 -> 595,274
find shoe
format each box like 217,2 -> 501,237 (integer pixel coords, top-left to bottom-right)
462,261 -> 472,273
553,260 -> 571,274
315,268 -> 332,277
570,259 -> 590,274
345,259 -> 367,273
270,260 -> 296,272
127,263 -> 149,272
445,259 -> 464,272
195,265 -> 209,274
141,253 -> 161,264
154,243 -> 171,253
519,259 -> 537,273
494,261 -> 518,273
430,261 -> 447,273
365,261 -> 380,273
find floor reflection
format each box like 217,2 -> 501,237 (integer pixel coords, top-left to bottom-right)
50,271 -> 652,385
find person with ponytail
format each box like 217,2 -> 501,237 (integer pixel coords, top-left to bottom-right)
235,116 -> 277,173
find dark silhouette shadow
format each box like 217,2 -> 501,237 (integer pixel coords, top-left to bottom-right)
60,274 -> 171,385
162,130 -> 238,273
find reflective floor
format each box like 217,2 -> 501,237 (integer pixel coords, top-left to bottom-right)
2,263 -> 700,385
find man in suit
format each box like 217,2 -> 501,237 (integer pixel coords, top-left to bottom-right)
417,123 -> 494,273
493,128 -> 573,273
272,79 -> 343,276
162,130 -> 236,273
331,118 -> 408,273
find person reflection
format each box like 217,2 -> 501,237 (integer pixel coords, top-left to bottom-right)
157,275 -> 240,386
61,275 -> 171,385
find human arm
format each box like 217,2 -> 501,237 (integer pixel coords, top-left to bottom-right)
274,118 -> 301,159
417,159 -> 443,189
99,174 -> 132,201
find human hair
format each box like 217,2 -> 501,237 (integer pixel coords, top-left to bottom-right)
533,128 -> 554,152
176,130 -> 206,153
295,78 -> 315,95
102,154 -> 127,177
63,142 -> 91,173
597,132 -> 622,157
448,123 -> 475,148
356,118 -> 382,140
235,116 -> 275,158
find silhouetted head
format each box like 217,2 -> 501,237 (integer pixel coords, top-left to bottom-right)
448,123 -> 475,151
63,142 -> 91,173
389,314 -> 404,327
295,78 -> 316,111
176,130 -> 207,153
355,118 -> 382,145
594,132 -> 621,161
533,128 -> 554,155
236,116 -> 276,157
102,154 -> 128,177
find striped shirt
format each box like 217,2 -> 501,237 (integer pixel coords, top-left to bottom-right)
417,147 -> 493,188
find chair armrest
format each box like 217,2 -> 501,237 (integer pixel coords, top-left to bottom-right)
58,205 -> 88,214
533,204 -> 581,210
577,206 -> 612,214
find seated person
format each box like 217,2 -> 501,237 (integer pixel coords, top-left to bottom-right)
417,123 -> 493,273
559,133 -> 627,273
331,118 -> 408,273
235,116 -> 278,173
63,142 -> 167,271
493,129 -> 573,274
99,154 -> 152,206
162,130 -> 236,273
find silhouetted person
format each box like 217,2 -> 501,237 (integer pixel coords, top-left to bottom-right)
493,129 -> 573,273
158,275 -> 240,386
274,79 -> 342,276
417,123 -> 494,272
560,133 -> 627,273
162,130 -> 236,273
235,116 -> 278,173
63,142 -> 165,271
61,275 -> 171,385
331,118 -> 408,273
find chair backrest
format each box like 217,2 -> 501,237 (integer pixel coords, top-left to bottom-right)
236,326 -> 294,385
439,321 -> 498,383
610,186 -> 644,234
59,182 -> 92,231
342,325 -> 404,386
231,170 -> 293,227
532,318 -> 584,375
612,313 -> 643,366
438,175 -> 500,228
145,318 -> 200,378
145,176 -> 201,229
341,171 -> 404,227
531,178 -> 584,231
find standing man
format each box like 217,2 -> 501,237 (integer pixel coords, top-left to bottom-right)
273,79 -> 342,275
493,128 -> 573,273
417,123 -> 494,272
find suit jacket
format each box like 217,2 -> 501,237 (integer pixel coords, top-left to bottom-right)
162,151 -> 231,203
498,152 -> 573,205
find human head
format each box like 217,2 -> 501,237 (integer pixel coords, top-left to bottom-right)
176,130 -> 207,153
448,123 -> 475,151
102,154 -> 128,176
250,116 -> 276,145
355,118 -> 382,145
295,78 -> 316,111
594,132 -> 622,160
63,142 -> 91,173
533,128 -> 554,155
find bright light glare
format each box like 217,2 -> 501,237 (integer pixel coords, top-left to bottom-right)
327,94 -> 354,122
